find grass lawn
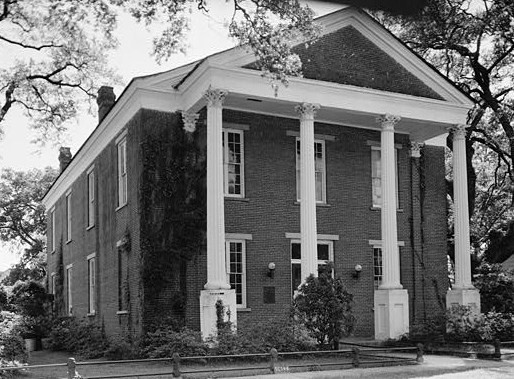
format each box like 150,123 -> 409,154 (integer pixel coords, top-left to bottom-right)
4,349 -> 417,379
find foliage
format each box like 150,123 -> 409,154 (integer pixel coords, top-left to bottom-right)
0,167 -> 58,285
47,317 -> 109,359
446,305 -> 514,342
474,263 -> 514,314
0,311 -> 28,365
292,267 -> 355,349
139,326 -> 207,358
0,0 -> 121,140
408,314 -> 447,342
9,280 -> 52,318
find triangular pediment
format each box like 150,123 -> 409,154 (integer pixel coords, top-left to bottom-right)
293,25 -> 444,100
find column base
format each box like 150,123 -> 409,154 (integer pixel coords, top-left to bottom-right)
374,288 -> 409,340
200,289 -> 237,340
446,287 -> 481,311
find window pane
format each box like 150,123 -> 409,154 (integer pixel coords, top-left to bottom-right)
373,248 -> 383,289
317,244 -> 329,261
292,263 -> 301,293
291,243 -> 301,260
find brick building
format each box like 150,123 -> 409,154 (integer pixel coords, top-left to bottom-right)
42,7 -> 479,340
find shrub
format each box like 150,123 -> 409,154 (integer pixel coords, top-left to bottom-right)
446,305 -> 514,342
47,317 -> 109,359
0,311 -> 28,365
293,267 -> 355,349
140,327 -> 207,358
104,336 -> 140,360
474,264 -> 514,314
9,281 -> 52,318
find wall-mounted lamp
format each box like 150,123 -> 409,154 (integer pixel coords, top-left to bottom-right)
267,262 -> 276,278
352,264 -> 363,279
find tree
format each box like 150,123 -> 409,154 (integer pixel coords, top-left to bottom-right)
0,167 -> 58,284
377,0 -> 514,259
474,263 -> 514,313
292,265 -> 355,350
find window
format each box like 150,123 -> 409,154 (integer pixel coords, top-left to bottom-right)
371,146 -> 399,207
226,240 -> 246,307
291,240 -> 333,294
296,139 -> 326,203
369,240 -> 404,289
66,265 -> 73,315
66,192 -> 72,242
50,272 -> 56,295
117,137 -> 127,207
88,254 -> 96,314
50,209 -> 55,252
223,130 -> 244,197
87,169 -> 95,228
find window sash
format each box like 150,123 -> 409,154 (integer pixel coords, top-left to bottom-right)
66,194 -> 72,242
117,139 -> 127,207
88,258 -> 96,313
291,240 -> 333,294
371,147 -> 399,207
296,139 -> 326,203
51,210 -> 55,251
225,240 -> 246,307
373,247 -> 383,289
51,273 -> 56,295
66,267 -> 73,315
87,171 -> 95,227
223,130 -> 244,197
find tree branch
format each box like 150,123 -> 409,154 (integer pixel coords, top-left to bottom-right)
0,35 -> 63,50
0,81 -> 16,123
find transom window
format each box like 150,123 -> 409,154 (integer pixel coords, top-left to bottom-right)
226,240 -> 246,307
291,240 -> 333,294
371,146 -> 399,207
296,139 -> 326,203
223,130 -> 244,197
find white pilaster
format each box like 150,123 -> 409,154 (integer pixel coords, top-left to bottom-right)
296,103 -> 320,281
410,141 -> 424,158
446,125 -> 480,310
374,114 -> 409,340
182,111 -> 199,133
200,87 -> 236,340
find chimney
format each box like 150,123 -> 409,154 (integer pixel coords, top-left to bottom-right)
58,147 -> 72,172
97,86 -> 116,122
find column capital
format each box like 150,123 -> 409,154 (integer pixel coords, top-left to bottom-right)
182,111 -> 199,133
448,124 -> 467,139
295,103 -> 320,120
410,141 -> 424,158
377,114 -> 401,131
204,87 -> 227,108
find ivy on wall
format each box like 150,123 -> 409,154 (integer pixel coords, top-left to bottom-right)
139,111 -> 206,329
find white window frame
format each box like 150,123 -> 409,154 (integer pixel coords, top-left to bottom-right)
290,240 -> 334,295
296,138 -> 327,203
50,208 -> 55,252
87,167 -> 95,228
225,239 -> 247,308
65,191 -> 72,243
371,146 -> 399,208
87,253 -> 96,314
223,129 -> 245,198
117,135 -> 128,208
66,264 -> 73,315
369,240 -> 404,289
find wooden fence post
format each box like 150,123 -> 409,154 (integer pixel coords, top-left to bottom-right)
352,347 -> 360,368
172,352 -> 181,377
269,348 -> 278,374
494,339 -> 502,361
416,343 -> 424,363
67,357 -> 80,379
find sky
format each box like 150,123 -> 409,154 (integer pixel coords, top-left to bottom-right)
0,1 -> 343,271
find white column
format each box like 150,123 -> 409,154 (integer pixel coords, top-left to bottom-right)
203,88 -> 230,290
200,88 -> 236,340
296,103 -> 320,280
446,125 -> 480,310
374,114 -> 409,340
379,114 -> 402,289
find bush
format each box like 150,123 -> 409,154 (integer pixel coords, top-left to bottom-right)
9,281 -> 52,318
293,267 -> 355,349
47,317 -> 109,359
139,327 -> 207,358
446,305 -> 514,342
0,311 -> 28,365
474,264 -> 514,314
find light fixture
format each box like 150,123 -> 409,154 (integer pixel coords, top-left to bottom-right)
267,262 -> 276,278
352,264 -> 363,278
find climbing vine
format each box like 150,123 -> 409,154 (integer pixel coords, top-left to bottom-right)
139,110 -> 206,328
